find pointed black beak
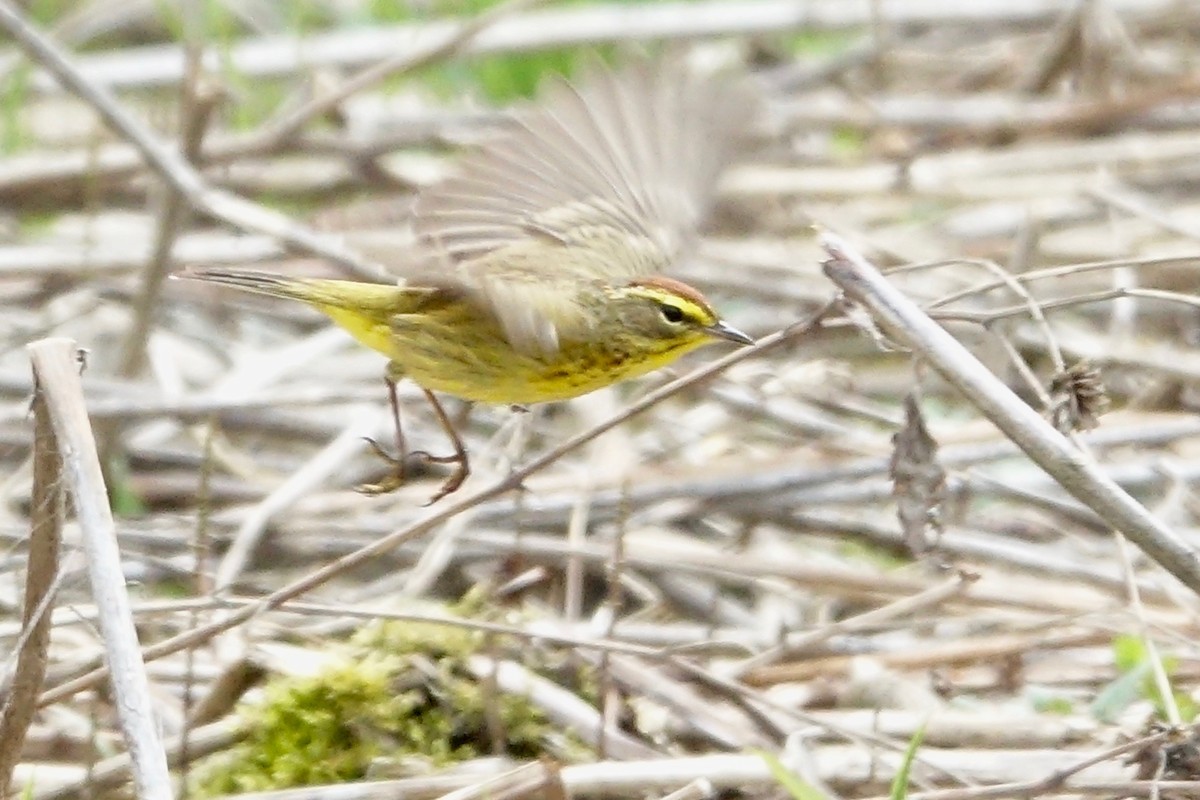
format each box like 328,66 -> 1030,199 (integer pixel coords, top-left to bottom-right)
704,320 -> 755,346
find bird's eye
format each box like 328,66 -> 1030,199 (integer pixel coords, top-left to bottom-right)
659,304 -> 685,323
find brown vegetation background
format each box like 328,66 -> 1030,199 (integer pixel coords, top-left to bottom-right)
4,0 -> 1200,797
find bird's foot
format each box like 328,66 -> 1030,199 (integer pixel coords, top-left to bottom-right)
413,449 -> 470,505
356,473 -> 406,496
356,436 -> 407,495
355,438 -> 469,503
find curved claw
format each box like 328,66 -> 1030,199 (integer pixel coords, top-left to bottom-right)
362,436 -> 401,465
423,458 -> 469,506
358,442 -> 469,502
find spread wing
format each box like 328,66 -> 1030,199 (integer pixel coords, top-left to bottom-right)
412,52 -> 759,354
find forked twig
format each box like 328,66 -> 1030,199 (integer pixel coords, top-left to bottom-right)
820,231 -> 1200,595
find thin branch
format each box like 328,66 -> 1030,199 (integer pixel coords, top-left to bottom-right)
820,230 -> 1200,595
0,1 -> 388,281
0,356 -> 62,795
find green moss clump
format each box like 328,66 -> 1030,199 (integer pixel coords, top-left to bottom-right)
192,613 -> 559,796
194,656 -> 415,794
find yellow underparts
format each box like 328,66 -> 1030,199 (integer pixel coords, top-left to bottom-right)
317,303 -> 398,359
314,301 -> 713,405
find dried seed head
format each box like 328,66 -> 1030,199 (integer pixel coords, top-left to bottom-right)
890,393 -> 946,556
1049,360 -> 1109,434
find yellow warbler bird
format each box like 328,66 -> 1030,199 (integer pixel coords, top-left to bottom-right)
180,54 -> 758,502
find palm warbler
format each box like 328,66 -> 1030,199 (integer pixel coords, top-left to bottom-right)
180,54 -> 757,501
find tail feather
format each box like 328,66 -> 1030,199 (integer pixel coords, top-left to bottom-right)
176,267 -> 323,303
175,266 -> 417,315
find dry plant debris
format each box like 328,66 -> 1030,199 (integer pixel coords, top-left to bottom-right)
4,1 -> 1200,798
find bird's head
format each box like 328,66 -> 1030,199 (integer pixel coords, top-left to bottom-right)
608,276 -> 754,358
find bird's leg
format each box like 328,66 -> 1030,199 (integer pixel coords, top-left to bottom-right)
357,368 -> 409,495
413,388 -> 470,505
357,364 -> 469,502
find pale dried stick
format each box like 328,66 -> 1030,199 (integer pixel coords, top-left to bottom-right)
0,0 -> 388,281
0,352 -> 63,795
213,406 -> 384,591
820,230 -> 1200,596
26,338 -> 171,800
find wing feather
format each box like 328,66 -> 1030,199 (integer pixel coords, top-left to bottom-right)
413,52 -> 759,354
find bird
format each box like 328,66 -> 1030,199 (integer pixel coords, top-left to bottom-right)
179,52 -> 759,503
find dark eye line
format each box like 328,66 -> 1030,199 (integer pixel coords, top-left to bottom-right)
659,303 -> 686,323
